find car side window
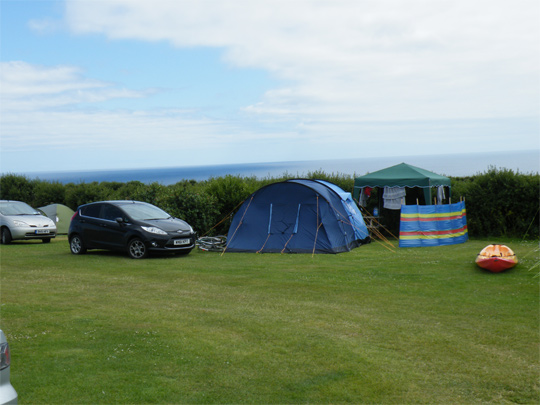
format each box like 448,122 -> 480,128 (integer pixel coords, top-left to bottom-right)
81,204 -> 102,218
101,205 -> 124,222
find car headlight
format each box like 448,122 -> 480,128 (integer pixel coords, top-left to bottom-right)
12,220 -> 28,227
142,226 -> 167,235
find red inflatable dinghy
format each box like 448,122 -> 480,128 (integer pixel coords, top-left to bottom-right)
475,244 -> 518,273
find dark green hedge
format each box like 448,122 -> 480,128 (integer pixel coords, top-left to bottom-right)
450,167 -> 539,238
1,168 -> 538,238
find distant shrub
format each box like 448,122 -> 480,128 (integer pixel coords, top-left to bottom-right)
33,181 -> 66,207
63,182 -> 108,210
107,181 -> 146,201
304,170 -> 355,193
160,184 -> 220,235
451,167 -> 539,238
0,174 -> 36,204
127,182 -> 167,207
204,175 -> 253,213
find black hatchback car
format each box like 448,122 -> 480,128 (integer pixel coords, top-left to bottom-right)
68,201 -> 196,259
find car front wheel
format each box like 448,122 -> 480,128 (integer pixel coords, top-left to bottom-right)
1,228 -> 12,245
69,235 -> 87,254
128,238 -> 148,259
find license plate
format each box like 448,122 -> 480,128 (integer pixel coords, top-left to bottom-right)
35,229 -> 50,234
174,238 -> 190,246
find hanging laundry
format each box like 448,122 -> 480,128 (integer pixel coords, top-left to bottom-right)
437,186 -> 445,204
383,186 -> 406,210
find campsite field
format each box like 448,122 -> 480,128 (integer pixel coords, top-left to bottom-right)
1,237 -> 538,404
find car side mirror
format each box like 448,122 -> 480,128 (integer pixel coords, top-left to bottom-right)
115,217 -> 125,224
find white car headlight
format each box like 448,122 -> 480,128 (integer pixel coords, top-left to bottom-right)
142,226 -> 167,235
12,220 -> 28,227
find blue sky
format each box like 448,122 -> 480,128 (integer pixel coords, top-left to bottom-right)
1,0 -> 538,173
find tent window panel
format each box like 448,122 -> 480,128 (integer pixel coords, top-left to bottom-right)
268,203 -> 302,235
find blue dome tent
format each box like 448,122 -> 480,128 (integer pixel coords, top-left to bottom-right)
225,179 -> 370,254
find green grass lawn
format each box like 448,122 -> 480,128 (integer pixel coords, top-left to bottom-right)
1,236 -> 538,404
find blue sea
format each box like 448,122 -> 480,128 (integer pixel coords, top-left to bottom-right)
17,150 -> 540,185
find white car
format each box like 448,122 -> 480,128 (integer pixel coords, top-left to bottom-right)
0,200 -> 56,244
0,330 -> 17,405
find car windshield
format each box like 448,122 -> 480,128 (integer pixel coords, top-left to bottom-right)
120,203 -> 171,221
0,201 -> 40,216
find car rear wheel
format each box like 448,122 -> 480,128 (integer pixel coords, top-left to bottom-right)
128,238 -> 148,259
1,228 -> 12,245
69,235 -> 87,254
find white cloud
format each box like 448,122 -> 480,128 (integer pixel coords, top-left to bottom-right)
0,106 -> 303,171
0,60 -> 282,165
0,61 -> 147,111
64,0 -> 539,122
28,17 -> 63,34
2,110 -> 214,149
0,60 -> 238,171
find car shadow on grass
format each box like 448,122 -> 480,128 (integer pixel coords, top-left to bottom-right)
1,240 -> 54,245
75,249 -> 192,260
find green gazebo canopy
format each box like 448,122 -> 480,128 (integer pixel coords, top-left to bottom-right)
353,163 -> 451,204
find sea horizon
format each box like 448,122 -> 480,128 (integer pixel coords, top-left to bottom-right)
8,149 -> 540,185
